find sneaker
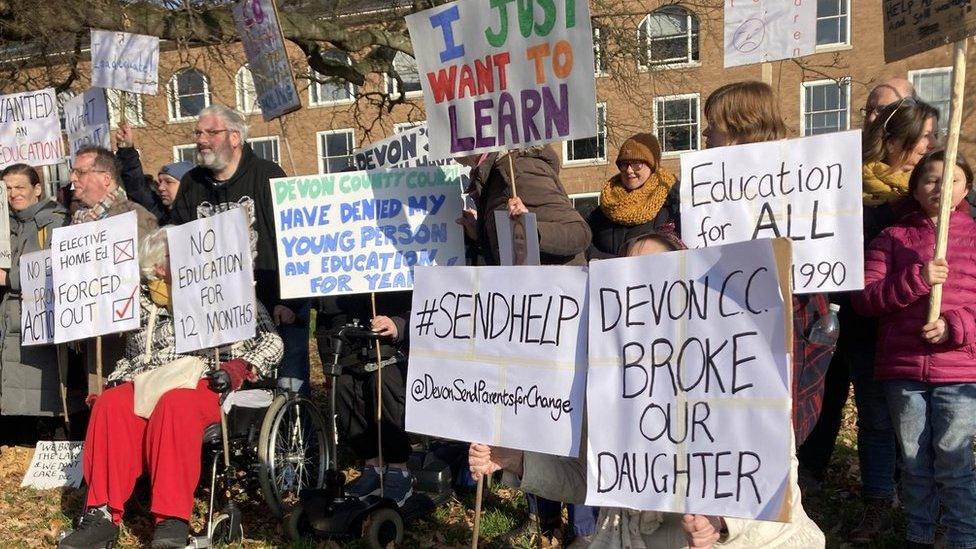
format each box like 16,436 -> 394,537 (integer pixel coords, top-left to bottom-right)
59,507 -> 119,549
151,519 -> 189,549
849,498 -> 889,543
382,467 -> 414,506
345,465 -> 382,499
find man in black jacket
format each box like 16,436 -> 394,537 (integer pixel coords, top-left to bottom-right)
169,105 -> 311,392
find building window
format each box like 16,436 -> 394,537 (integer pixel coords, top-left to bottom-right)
43,162 -> 70,197
569,192 -> 601,218
654,94 -> 700,155
593,23 -> 607,75
816,0 -> 850,47
248,136 -> 280,164
309,52 -> 356,106
394,121 -> 425,133
317,129 -> 355,173
173,144 -> 197,163
168,68 -> 210,122
638,6 -> 699,69
802,79 -> 850,135
107,90 -> 144,127
563,103 -> 607,166
910,67 -> 952,135
385,51 -> 423,97
236,66 -> 259,114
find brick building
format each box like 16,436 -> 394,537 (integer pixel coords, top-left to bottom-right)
38,1 -> 976,216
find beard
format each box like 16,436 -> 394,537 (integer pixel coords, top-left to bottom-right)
196,145 -> 230,171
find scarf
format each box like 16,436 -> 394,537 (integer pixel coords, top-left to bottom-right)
862,162 -> 911,207
599,169 -> 676,226
73,186 -> 128,224
147,280 -> 171,311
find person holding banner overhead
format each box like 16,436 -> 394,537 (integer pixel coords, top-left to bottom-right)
60,228 -> 283,549
853,151 -> 976,549
115,122 -> 169,223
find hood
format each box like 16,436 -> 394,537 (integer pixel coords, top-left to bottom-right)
12,198 -> 67,226
469,145 -> 560,193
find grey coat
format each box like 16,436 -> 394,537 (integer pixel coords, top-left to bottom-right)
0,200 -> 81,416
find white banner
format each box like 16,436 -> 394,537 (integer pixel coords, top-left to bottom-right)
680,130 -> 864,293
406,265 -> 588,457
51,211 -> 141,343
20,249 -> 55,346
64,88 -> 111,160
405,0 -> 597,159
90,29 -> 160,95
168,209 -> 256,353
724,0 -> 817,68
0,88 -> 64,170
232,0 -> 302,120
586,239 -> 792,521
21,441 -> 84,490
270,166 -> 466,298
355,123 -> 452,170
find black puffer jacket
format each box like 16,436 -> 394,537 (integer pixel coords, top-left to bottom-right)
586,185 -> 680,260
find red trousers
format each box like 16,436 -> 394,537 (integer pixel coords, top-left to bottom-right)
83,379 -> 219,521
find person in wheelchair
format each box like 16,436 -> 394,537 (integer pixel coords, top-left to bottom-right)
317,291 -> 414,506
60,229 -> 284,549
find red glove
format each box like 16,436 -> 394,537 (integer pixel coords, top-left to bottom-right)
214,359 -> 257,391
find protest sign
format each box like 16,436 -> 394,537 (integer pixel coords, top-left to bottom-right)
405,0 -> 597,159
20,250 -> 55,346
168,209 -> 256,353
51,211 -> 141,343
883,0 -> 976,62
723,0 -> 817,68
270,165 -> 465,298
586,239 -> 792,521
0,88 -> 64,170
90,30 -> 160,95
232,0 -> 302,120
406,265 -> 587,456
495,211 -> 540,266
64,88 -> 111,160
680,130 -> 863,293
354,123 -> 453,170
21,441 -> 84,490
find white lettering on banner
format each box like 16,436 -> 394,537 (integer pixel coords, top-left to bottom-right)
90,30 -> 160,95
405,0 -> 597,158
406,265 -> 587,457
50,211 -> 141,343
20,250 -> 55,346
270,166 -> 465,298
64,88 -> 111,160
724,0 -> 817,68
168,209 -> 256,353
0,88 -> 64,170
232,0 -> 302,120
680,130 -> 864,293
21,441 -> 84,490
586,239 -> 792,521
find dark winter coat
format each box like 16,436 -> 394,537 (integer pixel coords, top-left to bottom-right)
586,185 -> 680,259
117,147 -> 168,223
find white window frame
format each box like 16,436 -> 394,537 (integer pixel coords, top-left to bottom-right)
637,7 -> 700,71
569,192 -> 601,206
308,55 -> 356,107
384,52 -> 424,99
815,0 -> 852,51
247,135 -> 281,164
593,23 -> 608,76
167,68 -> 211,123
909,66 -> 953,134
107,89 -> 145,128
800,78 -> 851,136
316,128 -> 356,174
562,102 -> 608,167
653,93 -> 700,157
56,90 -> 76,133
393,121 -> 425,133
42,162 -> 70,198
235,65 -> 259,114
173,144 -> 197,163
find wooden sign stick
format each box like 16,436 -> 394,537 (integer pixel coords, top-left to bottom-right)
95,336 -> 104,394
928,38 -> 969,323
371,292 -> 385,495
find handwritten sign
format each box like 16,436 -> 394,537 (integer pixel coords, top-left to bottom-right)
64,88 -> 111,160
90,30 -> 160,95
406,265 -> 587,456
20,250 -> 55,346
168,209 -> 256,353
232,0 -> 302,120
679,130 -> 863,293
0,88 -> 64,170
883,0 -> 976,62
405,0 -> 597,159
724,0 -> 817,68
21,441 -> 84,490
51,211 -> 141,343
586,239 -> 792,521
355,123 -> 450,170
270,166 -> 465,298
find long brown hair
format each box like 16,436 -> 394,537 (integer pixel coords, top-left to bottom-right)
704,81 -> 788,144
862,98 -> 940,169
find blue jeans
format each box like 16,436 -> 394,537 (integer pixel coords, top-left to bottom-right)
885,380 -> 976,548
567,503 -> 599,538
277,300 -> 311,395
852,374 -> 898,499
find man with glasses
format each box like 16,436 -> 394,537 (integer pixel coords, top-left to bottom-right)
860,77 -> 915,125
169,105 -> 311,393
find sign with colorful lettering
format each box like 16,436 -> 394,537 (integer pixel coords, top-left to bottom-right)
232,0 -> 302,120
724,0 -> 817,68
64,88 -> 111,160
90,30 -> 160,95
882,0 -> 976,62
405,0 -> 598,159
0,88 -> 64,170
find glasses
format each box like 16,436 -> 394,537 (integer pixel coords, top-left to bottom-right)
193,129 -> 230,138
70,167 -> 108,176
617,161 -> 648,171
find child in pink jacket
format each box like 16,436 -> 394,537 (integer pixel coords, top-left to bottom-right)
853,150 -> 976,549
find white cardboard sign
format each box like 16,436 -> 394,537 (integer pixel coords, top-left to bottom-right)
680,130 -> 864,293
406,265 -> 588,457
723,0 -> 817,68
20,249 -> 55,346
168,209 -> 257,353
0,88 -> 65,170
90,30 -> 160,95
64,88 -> 111,160
586,239 -> 792,521
51,211 -> 142,343
21,441 -> 84,490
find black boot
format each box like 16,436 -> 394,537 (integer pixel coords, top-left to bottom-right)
151,519 -> 189,549
59,507 -> 119,549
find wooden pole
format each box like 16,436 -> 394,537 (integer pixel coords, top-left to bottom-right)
471,475 -> 484,549
370,292 -> 384,495
506,153 -> 518,199
761,62 -> 772,85
95,336 -> 103,394
928,39 -> 968,323
56,345 -> 70,435
278,117 -> 298,175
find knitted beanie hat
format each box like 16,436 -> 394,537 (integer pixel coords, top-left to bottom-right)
615,133 -> 662,170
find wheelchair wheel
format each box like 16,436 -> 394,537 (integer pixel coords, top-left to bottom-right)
210,511 -> 243,544
258,393 -> 330,517
366,507 -> 403,549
